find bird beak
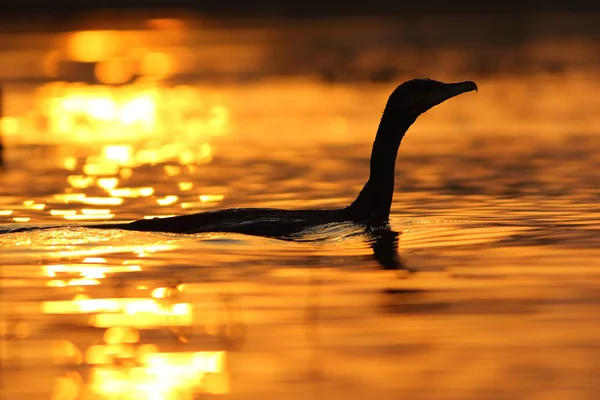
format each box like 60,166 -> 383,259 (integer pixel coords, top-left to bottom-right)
419,80 -> 478,113
435,80 -> 478,103
445,80 -> 478,94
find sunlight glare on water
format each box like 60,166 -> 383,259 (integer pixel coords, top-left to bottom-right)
1,16 -> 600,400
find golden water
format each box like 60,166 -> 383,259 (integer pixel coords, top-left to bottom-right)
1,32 -> 600,399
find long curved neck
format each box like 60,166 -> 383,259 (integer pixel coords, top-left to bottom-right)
347,109 -> 416,222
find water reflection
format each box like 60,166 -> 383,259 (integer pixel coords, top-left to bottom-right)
1,19 -> 600,399
368,227 -> 405,271
0,80 -> 230,228
45,292 -> 230,399
2,239 -> 241,399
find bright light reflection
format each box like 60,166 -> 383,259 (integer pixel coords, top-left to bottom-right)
90,302 -> 192,328
52,194 -> 122,206
103,145 -> 133,164
67,278 -> 101,286
46,280 -> 67,287
80,209 -> 111,215
17,79 -> 230,148
42,298 -> 193,327
97,177 -> 119,190
88,351 -> 228,398
63,157 -> 78,170
47,278 -> 100,286
63,214 -> 115,220
121,94 -> 156,126
43,263 -> 141,276
199,194 -> 225,203
84,257 -> 107,263
83,163 -> 120,176
108,187 -> 154,198
50,209 -> 77,216
19,202 -> 46,210
11,81 -> 227,233
65,174 -> 86,188
48,243 -> 178,258
54,193 -> 86,202
0,116 -> 20,136
44,85 -> 160,141
43,261 -> 140,286
104,326 -> 140,344
81,197 -> 123,206
178,182 -> 193,191
156,195 -> 178,206
5,203 -> 46,211
151,287 -> 169,298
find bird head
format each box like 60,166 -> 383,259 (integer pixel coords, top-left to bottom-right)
385,78 -> 477,118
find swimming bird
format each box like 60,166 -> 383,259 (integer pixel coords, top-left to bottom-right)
93,78 -> 477,237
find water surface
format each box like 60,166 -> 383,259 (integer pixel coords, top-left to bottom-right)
1,73 -> 599,399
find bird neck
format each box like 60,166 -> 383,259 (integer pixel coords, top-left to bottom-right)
347,110 -> 416,222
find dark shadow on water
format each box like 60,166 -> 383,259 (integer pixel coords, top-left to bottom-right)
366,226 -> 406,271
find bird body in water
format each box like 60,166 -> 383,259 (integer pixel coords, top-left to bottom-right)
94,78 -> 478,236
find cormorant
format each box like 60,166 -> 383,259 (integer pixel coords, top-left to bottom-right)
2,79 -> 477,270
94,78 -> 477,236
